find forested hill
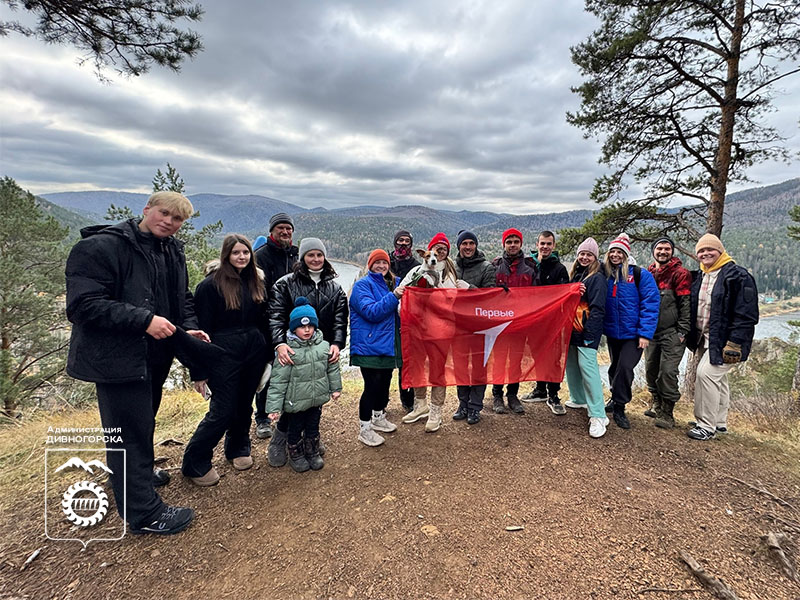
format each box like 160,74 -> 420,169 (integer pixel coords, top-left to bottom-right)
41,178 -> 800,295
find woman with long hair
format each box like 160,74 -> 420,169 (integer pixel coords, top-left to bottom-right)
266,238 -> 348,466
350,249 -> 406,446
182,234 -> 269,486
602,233 -> 660,430
563,238 -> 610,438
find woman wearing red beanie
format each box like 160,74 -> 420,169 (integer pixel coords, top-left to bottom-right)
349,250 -> 407,446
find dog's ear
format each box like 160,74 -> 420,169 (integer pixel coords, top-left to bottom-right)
415,248 -> 427,258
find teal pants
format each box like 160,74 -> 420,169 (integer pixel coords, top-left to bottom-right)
565,345 -> 605,418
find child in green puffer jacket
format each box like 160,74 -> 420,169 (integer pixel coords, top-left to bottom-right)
267,297 -> 342,472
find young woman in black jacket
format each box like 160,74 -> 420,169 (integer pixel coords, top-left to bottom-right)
182,234 -> 269,486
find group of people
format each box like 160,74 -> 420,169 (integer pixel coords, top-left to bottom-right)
64,191 -> 759,536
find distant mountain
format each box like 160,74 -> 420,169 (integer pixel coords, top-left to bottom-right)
35,195 -> 95,235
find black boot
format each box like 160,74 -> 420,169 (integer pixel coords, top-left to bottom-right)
507,395 -> 525,414
453,403 -> 468,421
304,436 -> 324,471
492,395 -> 508,414
287,441 -> 310,472
612,403 -> 631,429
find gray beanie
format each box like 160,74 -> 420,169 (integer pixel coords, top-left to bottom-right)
269,212 -> 294,231
299,237 -> 327,259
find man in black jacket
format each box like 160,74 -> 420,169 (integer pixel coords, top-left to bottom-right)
522,231 -> 570,414
389,229 -> 420,411
253,212 -> 299,437
65,192 -> 211,535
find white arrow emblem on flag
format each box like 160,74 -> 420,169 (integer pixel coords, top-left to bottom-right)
474,321 -> 512,366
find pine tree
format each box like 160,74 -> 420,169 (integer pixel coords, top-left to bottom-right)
0,177 -> 70,415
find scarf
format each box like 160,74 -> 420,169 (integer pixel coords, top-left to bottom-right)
700,251 -> 734,274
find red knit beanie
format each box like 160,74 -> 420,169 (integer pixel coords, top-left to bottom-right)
367,249 -> 390,270
427,232 -> 450,251
502,228 -> 523,245
608,232 -> 631,257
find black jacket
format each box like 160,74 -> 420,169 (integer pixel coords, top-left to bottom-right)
687,262 -> 759,365
65,219 -> 198,383
531,251 -> 569,286
390,252 -> 420,280
269,262 -> 349,349
569,266 -> 607,350
255,237 -> 299,299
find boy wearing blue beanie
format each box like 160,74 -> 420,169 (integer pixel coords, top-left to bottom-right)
267,297 -> 342,472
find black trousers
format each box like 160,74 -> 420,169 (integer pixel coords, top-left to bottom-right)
492,382 -> 520,398
456,385 -> 486,411
182,330 -> 268,477
285,406 -> 322,446
254,386 -> 269,425
359,367 -> 393,421
95,359 -> 172,528
535,381 -> 562,397
607,337 -> 644,406
398,367 -> 414,409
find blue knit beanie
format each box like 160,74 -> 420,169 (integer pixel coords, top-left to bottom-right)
289,297 -> 318,332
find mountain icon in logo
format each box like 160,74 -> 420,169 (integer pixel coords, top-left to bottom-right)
54,457 -> 113,475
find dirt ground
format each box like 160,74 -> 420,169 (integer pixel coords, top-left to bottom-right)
2,387 -> 800,600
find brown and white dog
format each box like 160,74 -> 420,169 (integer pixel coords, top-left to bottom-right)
411,247 -> 458,288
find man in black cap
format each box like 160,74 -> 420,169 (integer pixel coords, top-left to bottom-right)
389,229 -> 420,412
253,212 -> 299,437
644,236 -> 691,429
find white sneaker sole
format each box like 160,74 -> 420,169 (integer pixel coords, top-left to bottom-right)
402,411 -> 429,424
565,402 -> 588,410
358,433 -> 385,447
424,421 -> 441,433
371,422 -> 397,433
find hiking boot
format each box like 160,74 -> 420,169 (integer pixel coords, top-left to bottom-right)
256,422 -> 273,439
612,404 -> 630,429
521,388 -> 548,403
371,411 -> 397,433
358,424 -> 385,447
287,442 -> 310,472
687,426 -> 716,441
425,404 -> 443,432
267,427 -> 288,467
492,396 -> 508,414
189,467 -> 220,487
546,397 -> 566,415
654,400 -> 675,429
131,505 -> 194,535
644,406 -> 657,418
589,416 -> 609,438
402,399 -> 429,424
304,436 -> 324,471
452,404 -> 468,421
318,439 -> 326,456
231,455 -> 253,471
466,410 -> 481,425
565,400 -> 587,410
153,467 -> 170,487
507,395 -> 525,414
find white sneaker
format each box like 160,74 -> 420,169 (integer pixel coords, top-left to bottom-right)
358,425 -> 385,447
425,405 -> 443,433
565,400 -> 588,410
371,411 -> 397,433
589,416 -> 609,438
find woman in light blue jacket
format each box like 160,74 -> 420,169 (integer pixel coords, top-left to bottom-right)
349,249 -> 406,446
603,233 -> 660,430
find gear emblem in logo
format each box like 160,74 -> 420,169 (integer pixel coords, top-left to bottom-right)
61,481 -> 109,527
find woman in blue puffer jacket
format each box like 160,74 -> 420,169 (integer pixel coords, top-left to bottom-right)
350,249 -> 407,447
603,233 -> 660,429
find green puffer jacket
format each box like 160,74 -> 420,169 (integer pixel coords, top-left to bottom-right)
266,330 -> 342,414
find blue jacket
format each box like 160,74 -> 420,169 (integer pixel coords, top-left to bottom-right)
603,265 -> 660,340
349,271 -> 399,357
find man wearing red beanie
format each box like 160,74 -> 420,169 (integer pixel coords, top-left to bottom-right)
491,228 -> 539,414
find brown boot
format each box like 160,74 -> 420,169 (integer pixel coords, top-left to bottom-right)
644,396 -> 661,418
654,400 -> 675,429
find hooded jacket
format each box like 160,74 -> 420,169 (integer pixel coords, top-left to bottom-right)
65,219 -> 198,383
687,262 -> 759,364
349,270 -> 400,357
455,250 -> 496,288
531,250 -> 569,286
492,252 -> 539,287
603,265 -> 660,340
647,257 -> 692,336
269,262 -> 348,349
266,330 -> 342,414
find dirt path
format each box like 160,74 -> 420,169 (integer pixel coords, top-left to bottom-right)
3,392 -> 799,600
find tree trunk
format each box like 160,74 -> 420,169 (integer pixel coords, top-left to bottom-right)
792,348 -> 800,393
682,350 -> 699,402
708,0 -> 745,237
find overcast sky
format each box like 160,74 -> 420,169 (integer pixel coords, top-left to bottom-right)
1,1 -> 798,214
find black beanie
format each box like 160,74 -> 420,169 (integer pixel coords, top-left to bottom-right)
456,230 -> 478,248
651,236 -> 675,255
394,230 -> 412,246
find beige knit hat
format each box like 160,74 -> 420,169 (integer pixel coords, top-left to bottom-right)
695,233 -> 725,255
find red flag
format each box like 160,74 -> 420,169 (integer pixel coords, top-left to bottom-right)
400,284 -> 582,388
